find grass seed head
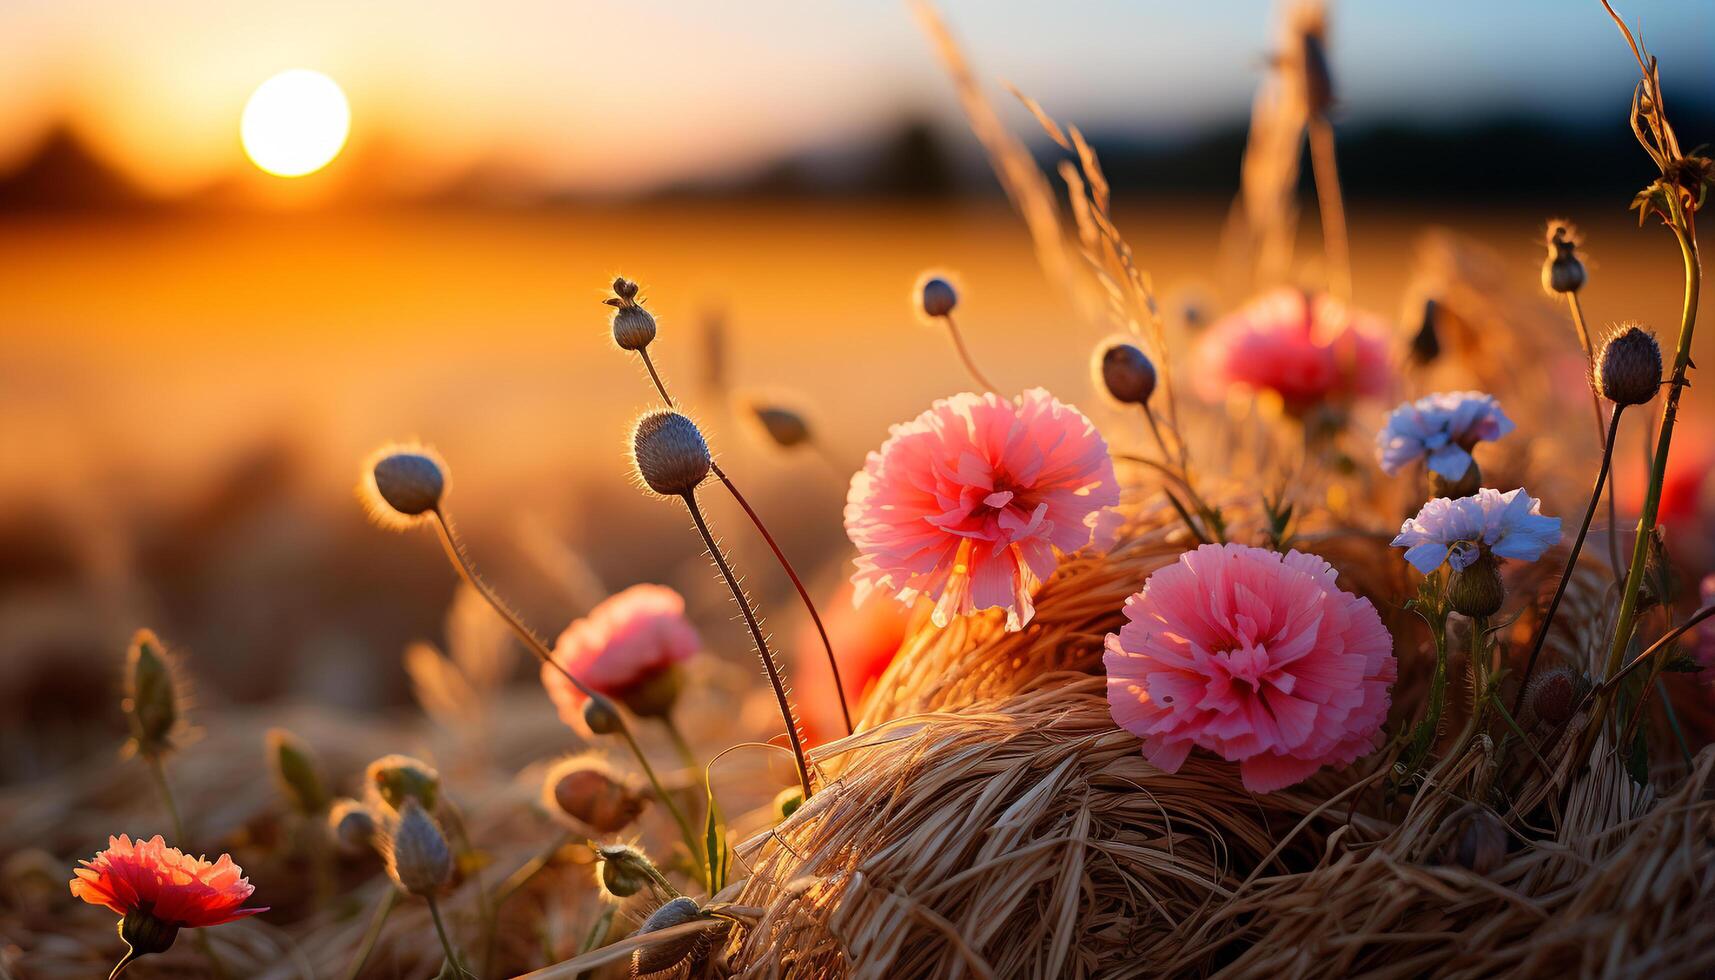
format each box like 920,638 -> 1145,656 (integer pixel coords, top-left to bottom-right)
631,410 -> 711,496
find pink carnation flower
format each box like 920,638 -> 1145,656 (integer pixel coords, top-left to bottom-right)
845,388 -> 1120,631
1195,288 -> 1392,413
542,584 -> 700,721
1103,543 -> 1396,793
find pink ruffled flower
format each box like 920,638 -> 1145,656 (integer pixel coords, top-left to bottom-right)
1103,543 -> 1396,793
542,584 -> 700,721
845,388 -> 1120,632
1195,289 -> 1392,413
71,834 -> 266,929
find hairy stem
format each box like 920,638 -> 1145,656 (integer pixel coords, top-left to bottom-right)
1514,404 -> 1623,714
940,312 -> 999,393
682,493 -> 814,798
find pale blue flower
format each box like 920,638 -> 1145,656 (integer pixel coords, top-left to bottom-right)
1391,487 -> 1561,574
1376,391 -> 1514,479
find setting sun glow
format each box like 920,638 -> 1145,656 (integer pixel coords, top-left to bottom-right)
240,70 -> 350,178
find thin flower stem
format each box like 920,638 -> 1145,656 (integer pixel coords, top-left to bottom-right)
425,509 -> 702,880
681,492 -> 814,799
1514,404 -> 1624,714
634,348 -> 853,737
1598,603 -> 1715,694
1568,293 -> 1622,578
1308,116 -> 1351,303
1602,206 -> 1700,683
426,897 -> 468,978
142,756 -> 232,980
341,887 -> 397,980
939,313 -> 999,393
663,714 -> 701,777
109,948 -> 140,980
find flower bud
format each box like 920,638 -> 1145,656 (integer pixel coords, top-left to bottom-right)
631,410 -> 711,497
1595,325 -> 1662,407
1427,460 -> 1482,501
124,629 -> 178,758
773,786 -> 803,822
120,907 -> 181,958
583,695 -> 624,735
367,754 -> 441,813
383,799 -> 453,897
593,842 -> 661,900
743,400 -> 812,450
1447,553 -> 1504,619
619,663 -> 683,718
1522,667 -> 1578,729
915,274 -> 957,319
611,305 -> 658,352
612,277 -> 641,302
632,896 -> 712,979
1541,224 -> 1586,295
266,728 -> 328,815
362,446 -> 445,528
1094,341 -> 1157,406
1445,807 -> 1507,875
328,798 -> 380,857
543,757 -> 646,834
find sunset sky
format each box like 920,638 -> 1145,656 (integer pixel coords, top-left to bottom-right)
0,1 -> 1709,198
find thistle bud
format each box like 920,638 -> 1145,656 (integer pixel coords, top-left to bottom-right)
611,305 -> 658,352
915,274 -> 957,319
632,896 -> 712,979
1408,299 -> 1441,366
773,786 -> 803,822
383,798 -> 453,897
124,629 -> 178,758
361,446 -> 445,528
543,757 -> 646,834
631,410 -> 711,497
266,728 -> 328,815
119,907 -> 181,959
1522,667 -> 1578,729
1541,224 -> 1586,295
1445,807 -> 1507,875
1428,460 -> 1482,500
593,842 -> 662,900
743,400 -> 812,450
1595,325 -> 1662,407
1094,341 -> 1157,406
367,754 -> 441,813
583,695 -> 624,736
328,798 -> 380,857
1447,553 -> 1504,619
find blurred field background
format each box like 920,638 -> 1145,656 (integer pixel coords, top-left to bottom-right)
2,0 -> 1713,799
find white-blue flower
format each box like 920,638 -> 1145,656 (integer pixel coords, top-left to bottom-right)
1375,391 -> 1515,479
1391,487 -> 1561,574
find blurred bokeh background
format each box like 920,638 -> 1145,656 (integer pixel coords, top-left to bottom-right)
3,0 -> 1713,784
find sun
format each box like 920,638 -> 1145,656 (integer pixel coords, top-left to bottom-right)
240,69 -> 350,178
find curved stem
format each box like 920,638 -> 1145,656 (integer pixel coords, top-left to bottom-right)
638,348 -> 675,409
710,464 -> 853,736
1308,116 -> 1351,302
426,897 -> 468,979
425,508 -> 702,879
109,947 -> 141,980
681,492 -> 813,798
341,888 -> 397,980
939,313 -> 998,393
491,831 -> 574,910
1568,293 -> 1623,579
1599,603 -> 1715,694
662,715 -> 701,777
1514,404 -> 1623,714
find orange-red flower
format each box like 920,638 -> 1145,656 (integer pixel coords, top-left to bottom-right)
70,835 -> 265,947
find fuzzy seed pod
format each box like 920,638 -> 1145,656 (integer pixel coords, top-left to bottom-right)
745,402 -> 812,450
1447,553 -> 1504,619
328,798 -> 380,857
124,630 -> 178,758
1095,341 -> 1157,406
1523,667 -> 1578,729
266,728 -> 327,815
543,757 -> 646,834
1408,299 -> 1441,366
1427,460 -> 1482,500
916,275 -> 957,319
612,305 -> 658,352
594,842 -> 660,900
631,896 -> 712,979
1595,325 -> 1663,407
1541,225 -> 1586,294
773,786 -> 803,822
631,411 -> 711,496
383,798 -> 452,897
362,447 -> 446,528
367,754 -> 441,813
1447,807 -> 1508,875
583,695 -> 624,735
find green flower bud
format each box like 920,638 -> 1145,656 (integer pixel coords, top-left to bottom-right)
367,754 -> 440,813
124,630 -> 178,758
266,728 -> 328,815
